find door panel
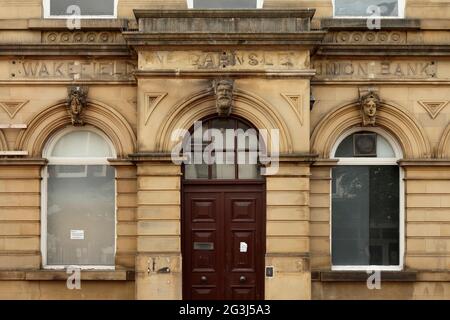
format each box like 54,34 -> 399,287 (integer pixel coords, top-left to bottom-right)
184,192 -> 223,300
183,184 -> 265,300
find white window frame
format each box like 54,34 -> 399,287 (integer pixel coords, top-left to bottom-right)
332,0 -> 405,19
187,0 -> 264,9
330,127 -> 404,271
43,0 -> 118,19
41,126 -> 117,270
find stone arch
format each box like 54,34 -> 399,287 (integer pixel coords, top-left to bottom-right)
16,99 -> 137,158
156,88 -> 293,153
0,130 -> 7,151
437,123 -> 450,159
311,101 -> 431,159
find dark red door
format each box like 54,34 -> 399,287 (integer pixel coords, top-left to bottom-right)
182,183 -> 265,300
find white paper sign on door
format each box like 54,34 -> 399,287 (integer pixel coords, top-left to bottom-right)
70,230 -> 85,240
240,242 -> 248,253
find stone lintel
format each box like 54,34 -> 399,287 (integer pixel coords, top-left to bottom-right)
27,19 -> 129,30
0,158 -> 47,166
134,70 -> 317,79
0,44 -> 131,57
398,159 -> 450,166
312,159 -> 339,167
316,44 -> 450,57
129,152 -> 184,163
320,18 -> 421,31
276,153 -> 318,163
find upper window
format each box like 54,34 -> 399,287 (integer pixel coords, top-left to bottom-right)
333,0 -> 405,18
43,0 -> 118,19
187,0 -> 264,9
331,130 -> 403,270
42,127 -> 116,269
183,117 -> 263,180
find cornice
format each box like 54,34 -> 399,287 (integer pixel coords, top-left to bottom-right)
315,44 -> 450,57
0,44 -> 131,56
124,32 -> 326,48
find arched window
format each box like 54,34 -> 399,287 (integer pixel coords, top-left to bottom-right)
331,129 -> 403,270
183,117 -> 263,180
42,127 -> 116,269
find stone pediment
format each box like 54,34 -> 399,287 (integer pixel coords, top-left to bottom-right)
123,10 -> 325,48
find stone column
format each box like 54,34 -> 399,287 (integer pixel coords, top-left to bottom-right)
133,155 -> 182,300
265,156 -> 315,300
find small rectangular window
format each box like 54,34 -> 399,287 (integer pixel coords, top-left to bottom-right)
333,0 -> 405,18
43,0 -> 118,19
187,0 -> 264,9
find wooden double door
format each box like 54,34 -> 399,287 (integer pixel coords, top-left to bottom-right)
182,182 -> 265,300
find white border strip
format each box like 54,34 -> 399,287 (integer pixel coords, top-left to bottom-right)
332,0 -> 405,19
187,0 -> 264,9
43,0 -> 118,19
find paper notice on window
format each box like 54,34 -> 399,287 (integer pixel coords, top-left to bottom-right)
70,230 -> 85,240
240,242 -> 248,253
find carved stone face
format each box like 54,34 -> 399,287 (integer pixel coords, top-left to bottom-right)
214,80 -> 234,116
364,98 -> 377,117
360,92 -> 379,126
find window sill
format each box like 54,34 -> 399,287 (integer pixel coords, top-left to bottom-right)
0,270 -> 134,281
312,270 -> 417,282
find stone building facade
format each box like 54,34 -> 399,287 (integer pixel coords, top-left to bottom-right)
0,0 -> 449,300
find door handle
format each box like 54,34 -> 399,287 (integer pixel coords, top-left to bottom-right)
239,276 -> 246,283
201,276 -> 207,283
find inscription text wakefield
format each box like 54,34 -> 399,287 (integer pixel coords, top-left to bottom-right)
140,51 -> 308,70
9,60 -> 136,81
313,60 -> 439,80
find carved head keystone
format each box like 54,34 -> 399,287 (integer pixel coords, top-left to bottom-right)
212,78 -> 234,117
360,91 -> 380,126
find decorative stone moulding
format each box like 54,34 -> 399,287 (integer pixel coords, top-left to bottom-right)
156,89 -> 292,153
437,123 -> 450,159
66,86 -> 88,126
311,101 -> 432,159
0,100 -> 29,119
16,100 -> 136,158
43,31 -> 124,44
327,31 -> 407,44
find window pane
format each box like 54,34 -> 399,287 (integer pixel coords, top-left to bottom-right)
377,135 -> 396,157
49,0 -> 115,16
334,133 -> 396,158
51,131 -> 113,158
193,0 -> 257,9
185,164 -> 209,179
334,0 -> 399,17
335,135 -> 353,157
238,151 -> 261,179
211,164 -> 235,179
332,165 -> 399,266
332,166 -> 370,265
368,166 -> 400,265
47,165 -> 115,266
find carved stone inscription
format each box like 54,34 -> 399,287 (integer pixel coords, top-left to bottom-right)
140,51 -> 308,71
313,60 -> 439,80
8,60 -> 136,81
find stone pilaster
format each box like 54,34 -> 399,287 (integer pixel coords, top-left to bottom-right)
132,155 -> 182,300
264,156 -> 316,300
